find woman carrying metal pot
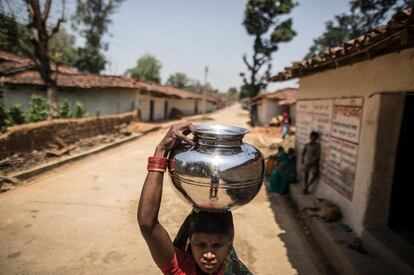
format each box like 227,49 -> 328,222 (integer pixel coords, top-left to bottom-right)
138,121 -> 252,275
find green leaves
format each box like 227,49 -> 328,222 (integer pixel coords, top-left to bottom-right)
0,104 -> 9,133
305,0 -> 411,58
241,0 -> 297,98
243,0 -> 297,35
126,54 -> 162,84
73,0 -> 124,73
49,28 -> 78,67
166,73 -> 190,89
75,101 -> 87,118
59,99 -> 73,119
8,104 -> 25,125
271,18 -> 296,44
75,46 -> 106,74
0,14 -> 33,57
26,95 -> 49,123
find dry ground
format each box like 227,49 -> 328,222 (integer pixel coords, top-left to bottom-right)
0,104 -> 329,274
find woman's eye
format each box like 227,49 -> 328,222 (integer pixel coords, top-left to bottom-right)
212,244 -> 224,249
196,243 -> 207,249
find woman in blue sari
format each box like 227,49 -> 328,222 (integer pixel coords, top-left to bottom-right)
269,148 -> 297,195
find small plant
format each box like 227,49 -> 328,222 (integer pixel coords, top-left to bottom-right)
75,101 -> 86,118
26,95 -> 48,122
8,104 -> 25,125
0,104 -> 9,132
95,110 -> 101,118
59,99 -> 72,118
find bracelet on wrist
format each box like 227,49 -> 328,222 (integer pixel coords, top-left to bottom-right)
147,156 -> 168,173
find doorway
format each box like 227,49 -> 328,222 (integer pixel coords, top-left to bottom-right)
149,100 -> 154,121
195,101 -> 198,114
389,94 -> 414,245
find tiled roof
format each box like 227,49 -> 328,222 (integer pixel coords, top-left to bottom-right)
253,87 -> 298,105
0,67 -> 212,101
143,83 -> 203,100
0,52 -> 32,75
1,70 -> 147,89
0,51 -> 217,102
270,8 -> 414,82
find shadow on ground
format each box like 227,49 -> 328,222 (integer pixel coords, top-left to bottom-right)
263,180 -> 337,275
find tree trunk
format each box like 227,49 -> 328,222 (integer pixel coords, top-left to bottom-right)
26,0 -> 64,120
47,83 -> 59,119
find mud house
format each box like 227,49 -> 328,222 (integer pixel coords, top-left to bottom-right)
270,9 -> 414,274
135,82 -> 203,121
0,51 -> 217,121
252,87 -> 297,126
141,84 -> 220,118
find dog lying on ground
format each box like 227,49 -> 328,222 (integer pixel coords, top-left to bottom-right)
300,198 -> 342,222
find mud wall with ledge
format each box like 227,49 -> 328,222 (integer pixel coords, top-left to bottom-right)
0,110 -> 140,159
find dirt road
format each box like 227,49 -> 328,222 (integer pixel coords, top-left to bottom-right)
0,104 -> 328,274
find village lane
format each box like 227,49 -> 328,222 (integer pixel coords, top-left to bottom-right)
0,104 -> 329,275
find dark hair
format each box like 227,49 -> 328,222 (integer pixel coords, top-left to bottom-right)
310,131 -> 319,139
173,210 -> 234,250
190,211 -> 234,236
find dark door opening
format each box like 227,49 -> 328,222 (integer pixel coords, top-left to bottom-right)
149,100 -> 154,121
195,101 -> 198,114
389,94 -> 414,245
164,101 -> 169,119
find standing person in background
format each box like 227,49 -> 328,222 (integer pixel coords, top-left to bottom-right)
281,112 -> 290,139
301,131 -> 321,195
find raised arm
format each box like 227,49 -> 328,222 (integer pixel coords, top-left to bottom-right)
137,121 -> 193,268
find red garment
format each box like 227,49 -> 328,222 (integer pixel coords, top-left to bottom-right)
161,248 -> 225,275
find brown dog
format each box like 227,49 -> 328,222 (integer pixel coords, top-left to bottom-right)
300,198 -> 342,222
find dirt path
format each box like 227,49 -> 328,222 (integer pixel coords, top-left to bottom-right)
0,104 -> 328,274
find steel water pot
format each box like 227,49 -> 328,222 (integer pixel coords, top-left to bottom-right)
168,124 -> 264,211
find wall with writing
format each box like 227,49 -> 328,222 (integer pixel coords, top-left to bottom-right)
296,97 -> 363,200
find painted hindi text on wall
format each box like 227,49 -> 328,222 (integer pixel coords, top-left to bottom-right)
296,97 -> 363,200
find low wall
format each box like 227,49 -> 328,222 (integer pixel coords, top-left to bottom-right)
0,110 -> 140,159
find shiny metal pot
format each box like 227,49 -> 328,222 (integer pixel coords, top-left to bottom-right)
168,124 -> 264,211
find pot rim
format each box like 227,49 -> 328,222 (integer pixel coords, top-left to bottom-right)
192,124 -> 249,139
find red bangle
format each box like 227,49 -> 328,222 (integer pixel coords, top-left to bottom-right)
148,156 -> 168,163
148,156 -> 168,172
147,164 -> 167,172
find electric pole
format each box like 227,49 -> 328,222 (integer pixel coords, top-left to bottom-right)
202,66 -> 208,117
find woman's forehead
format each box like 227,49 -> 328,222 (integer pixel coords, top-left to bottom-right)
191,232 -> 229,243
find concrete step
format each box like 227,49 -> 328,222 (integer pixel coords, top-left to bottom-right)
289,183 -> 400,275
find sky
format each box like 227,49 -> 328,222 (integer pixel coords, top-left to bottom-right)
65,0 -> 351,92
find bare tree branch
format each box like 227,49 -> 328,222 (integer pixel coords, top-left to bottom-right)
242,54 -> 253,71
49,0 -> 66,38
256,55 -> 267,68
42,0 -> 52,21
48,17 -> 64,39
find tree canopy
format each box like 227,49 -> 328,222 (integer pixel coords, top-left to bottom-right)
49,27 -> 78,67
226,87 -> 239,101
166,72 -> 190,88
125,54 -> 162,83
0,13 -> 32,57
0,14 -> 77,67
241,0 -> 297,98
186,80 -> 204,94
305,0 -> 412,58
73,0 -> 124,73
